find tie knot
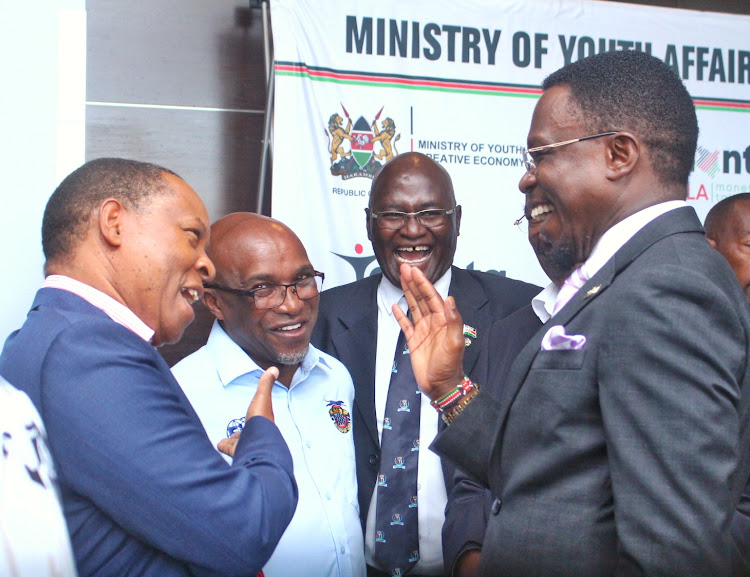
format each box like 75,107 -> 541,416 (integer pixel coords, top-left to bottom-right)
565,266 -> 589,290
552,265 -> 589,316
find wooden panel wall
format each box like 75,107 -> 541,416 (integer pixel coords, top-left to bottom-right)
85,0 -> 750,366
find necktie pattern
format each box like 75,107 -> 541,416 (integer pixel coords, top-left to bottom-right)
373,325 -> 420,576
552,265 -> 589,316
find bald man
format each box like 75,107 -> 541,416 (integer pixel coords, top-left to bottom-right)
705,193 -> 750,303
312,152 -> 540,577
172,212 -> 365,577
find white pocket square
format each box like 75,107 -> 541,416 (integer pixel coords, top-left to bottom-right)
541,325 -> 587,351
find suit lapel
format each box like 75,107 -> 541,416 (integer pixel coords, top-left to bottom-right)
331,276 -> 381,448
488,206 -> 704,469
449,267 -> 490,378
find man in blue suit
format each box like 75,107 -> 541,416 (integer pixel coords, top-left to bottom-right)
0,158 -> 298,577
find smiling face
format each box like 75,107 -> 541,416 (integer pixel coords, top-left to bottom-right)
520,85 -> 624,280
708,198 -> 750,303
116,173 -> 215,346
204,214 -> 318,382
367,153 -> 461,287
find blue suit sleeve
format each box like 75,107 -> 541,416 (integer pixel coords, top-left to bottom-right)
40,321 -> 297,577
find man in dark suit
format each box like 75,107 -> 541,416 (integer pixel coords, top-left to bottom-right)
312,151 -> 539,576
442,212 -> 575,577
0,158 -> 298,577
393,50 -> 750,576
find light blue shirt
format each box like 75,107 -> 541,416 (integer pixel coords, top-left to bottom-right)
172,321 -> 365,577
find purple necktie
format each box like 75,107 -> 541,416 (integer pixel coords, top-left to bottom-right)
552,266 -> 589,316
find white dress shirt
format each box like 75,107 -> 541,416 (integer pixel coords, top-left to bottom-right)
43,275 -> 154,341
537,200 -> 688,320
364,269 -> 452,575
172,321 -> 365,577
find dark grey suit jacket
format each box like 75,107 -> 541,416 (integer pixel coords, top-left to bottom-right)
311,266 -> 540,534
433,207 -> 750,576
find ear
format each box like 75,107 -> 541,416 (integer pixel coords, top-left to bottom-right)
605,132 -> 639,182
201,289 -> 225,321
454,205 -> 462,237
99,199 -> 125,247
706,236 -> 718,250
365,208 -> 373,242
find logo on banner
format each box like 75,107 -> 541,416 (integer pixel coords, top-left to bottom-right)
325,104 -> 400,180
332,243 -> 380,281
688,143 -> 750,205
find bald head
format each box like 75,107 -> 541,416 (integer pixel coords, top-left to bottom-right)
208,213 -> 304,284
203,212 -> 320,386
705,194 -> 750,303
369,152 -> 455,209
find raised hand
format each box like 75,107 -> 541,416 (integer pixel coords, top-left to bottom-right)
393,263 -> 466,400
218,366 -> 278,457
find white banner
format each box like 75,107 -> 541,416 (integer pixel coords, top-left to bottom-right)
270,0 -> 750,289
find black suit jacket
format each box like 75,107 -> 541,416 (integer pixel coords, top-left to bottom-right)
311,266 -> 540,531
441,304 -> 543,574
433,208 -> 750,576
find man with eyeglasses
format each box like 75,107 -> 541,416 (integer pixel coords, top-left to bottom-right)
172,212 -> 365,577
390,50 -> 750,576
312,151 -> 540,577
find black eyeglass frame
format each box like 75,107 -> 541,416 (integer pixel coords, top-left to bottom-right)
204,271 -> 325,310
367,207 -> 457,230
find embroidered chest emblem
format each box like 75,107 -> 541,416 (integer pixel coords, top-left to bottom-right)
326,400 -> 351,433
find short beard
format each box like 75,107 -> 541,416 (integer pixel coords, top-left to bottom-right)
538,237 -> 578,285
275,345 -> 309,366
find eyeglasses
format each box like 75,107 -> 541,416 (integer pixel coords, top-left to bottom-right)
368,208 -> 456,230
204,272 -> 324,310
521,132 -> 617,172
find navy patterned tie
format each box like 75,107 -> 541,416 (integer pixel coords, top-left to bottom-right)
373,325 -> 420,576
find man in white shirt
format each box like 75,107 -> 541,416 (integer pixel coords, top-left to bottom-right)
172,212 -> 365,577
312,152 -> 539,577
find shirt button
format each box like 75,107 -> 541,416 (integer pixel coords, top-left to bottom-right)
417,483 -> 421,491
340,545 -> 345,554
368,454 -> 379,466
491,497 -> 502,515
306,441 -> 311,448
326,492 -> 331,500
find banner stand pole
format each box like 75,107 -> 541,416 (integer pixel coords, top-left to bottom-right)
255,0 -> 274,215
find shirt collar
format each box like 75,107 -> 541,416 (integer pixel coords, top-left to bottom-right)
531,281 -> 559,324
43,275 -> 155,342
582,200 -> 687,279
377,267 -> 452,316
206,320 -> 331,390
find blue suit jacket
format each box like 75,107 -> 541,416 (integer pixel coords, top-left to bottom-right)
0,288 -> 298,577
311,266 -> 540,536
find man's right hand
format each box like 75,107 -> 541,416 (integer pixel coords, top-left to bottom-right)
218,366 -> 278,457
455,550 -> 482,577
393,263 -> 466,401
